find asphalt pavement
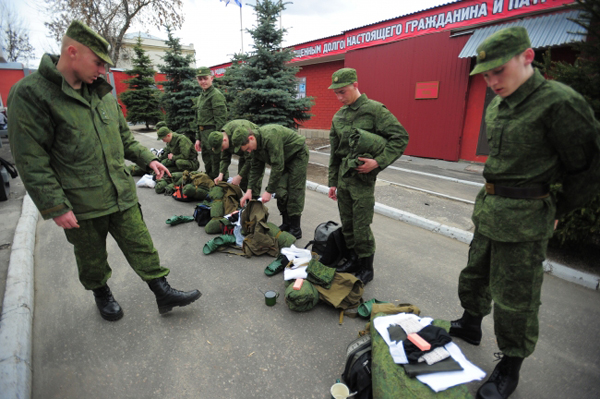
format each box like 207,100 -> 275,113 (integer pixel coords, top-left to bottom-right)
1,131 -> 600,399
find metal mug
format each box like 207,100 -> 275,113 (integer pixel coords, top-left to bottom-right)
264,290 -> 279,306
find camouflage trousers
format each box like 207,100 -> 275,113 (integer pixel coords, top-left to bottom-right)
458,229 -> 547,358
161,158 -> 199,173
275,146 -> 309,217
64,204 -> 170,290
200,130 -> 220,179
336,174 -> 376,258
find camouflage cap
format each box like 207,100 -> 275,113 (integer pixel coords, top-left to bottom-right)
328,68 -> 357,89
65,20 -> 113,65
157,127 -> 171,140
155,121 -> 167,130
470,27 -> 531,76
231,127 -> 250,153
196,67 -> 212,77
208,131 -> 225,154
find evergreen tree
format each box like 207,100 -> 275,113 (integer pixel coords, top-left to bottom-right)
539,0 -> 600,248
214,52 -> 248,107
159,26 -> 201,140
226,0 -> 313,127
119,36 -> 163,130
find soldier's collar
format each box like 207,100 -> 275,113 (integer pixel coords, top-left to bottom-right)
203,85 -> 215,93
502,68 -> 545,109
348,93 -> 368,110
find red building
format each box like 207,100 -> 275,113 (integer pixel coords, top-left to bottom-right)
212,0 -> 582,163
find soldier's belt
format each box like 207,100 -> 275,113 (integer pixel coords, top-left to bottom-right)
485,183 -> 550,199
198,125 -> 216,131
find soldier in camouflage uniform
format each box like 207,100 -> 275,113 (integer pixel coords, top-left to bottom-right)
233,124 -> 309,239
7,21 -> 201,322
209,119 -> 259,191
194,67 -> 228,180
449,27 -> 600,399
327,68 -> 409,285
156,126 -> 199,173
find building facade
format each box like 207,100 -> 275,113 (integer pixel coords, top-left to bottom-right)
211,0 -> 584,163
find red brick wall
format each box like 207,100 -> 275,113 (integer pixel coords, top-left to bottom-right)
1,69 -> 26,108
295,60 -> 344,129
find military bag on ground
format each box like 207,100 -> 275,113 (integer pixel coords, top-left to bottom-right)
342,334 -> 373,399
172,185 -> 193,202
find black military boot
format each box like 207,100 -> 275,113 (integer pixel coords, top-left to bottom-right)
449,310 -> 483,345
279,211 -> 290,231
476,354 -> 524,399
354,254 -> 375,285
92,285 -> 124,321
288,215 -> 302,239
147,277 -> 202,314
336,249 -> 359,273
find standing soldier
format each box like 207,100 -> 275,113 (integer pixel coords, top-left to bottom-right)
449,27 -> 600,399
327,68 -> 409,284
209,119 -> 259,191
233,124 -> 309,239
7,20 -> 201,321
157,126 -> 199,173
194,67 -> 228,179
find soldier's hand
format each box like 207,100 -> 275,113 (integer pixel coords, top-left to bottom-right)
195,140 -> 202,152
54,210 -> 80,229
240,191 -> 252,207
261,191 -> 272,203
554,220 -> 559,230
214,173 -> 224,184
328,186 -> 337,201
168,153 -> 173,160
356,157 -> 379,174
231,175 -> 242,186
149,160 -> 171,180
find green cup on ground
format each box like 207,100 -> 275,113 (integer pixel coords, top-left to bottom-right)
264,290 -> 279,306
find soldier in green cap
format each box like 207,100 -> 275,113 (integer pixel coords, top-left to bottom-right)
448,27 -> 600,399
194,66 -> 228,179
156,126 -> 199,173
327,67 -> 409,285
210,119 -> 261,191
234,124 -> 309,239
7,20 -> 201,322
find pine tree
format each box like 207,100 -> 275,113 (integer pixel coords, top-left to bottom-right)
159,26 -> 201,140
226,0 -> 313,127
119,36 -> 163,130
540,0 -> 600,248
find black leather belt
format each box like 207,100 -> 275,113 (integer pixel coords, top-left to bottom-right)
198,125 -> 215,131
485,183 -> 550,199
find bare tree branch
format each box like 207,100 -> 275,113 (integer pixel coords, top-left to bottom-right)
43,0 -> 184,66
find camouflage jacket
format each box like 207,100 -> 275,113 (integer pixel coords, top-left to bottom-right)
159,132 -> 198,163
195,85 -> 228,140
248,124 -> 307,194
219,119 -> 257,176
474,69 -> 600,242
7,54 -> 157,220
329,93 -> 409,187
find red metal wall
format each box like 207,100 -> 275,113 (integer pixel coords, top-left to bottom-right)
1,69 -> 26,107
346,31 -> 471,161
295,60 -> 344,129
460,73 -> 489,163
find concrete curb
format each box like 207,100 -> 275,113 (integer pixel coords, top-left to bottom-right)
305,180 -> 600,291
0,194 -> 38,399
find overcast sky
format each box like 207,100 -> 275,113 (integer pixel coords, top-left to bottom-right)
7,0 -> 457,68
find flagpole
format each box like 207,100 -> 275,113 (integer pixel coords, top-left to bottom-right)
240,5 -> 243,53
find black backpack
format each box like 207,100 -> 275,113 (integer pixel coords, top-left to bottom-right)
304,221 -> 339,256
342,334 -> 372,399
193,204 -> 211,226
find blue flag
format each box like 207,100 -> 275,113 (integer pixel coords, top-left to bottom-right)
220,0 -> 242,7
